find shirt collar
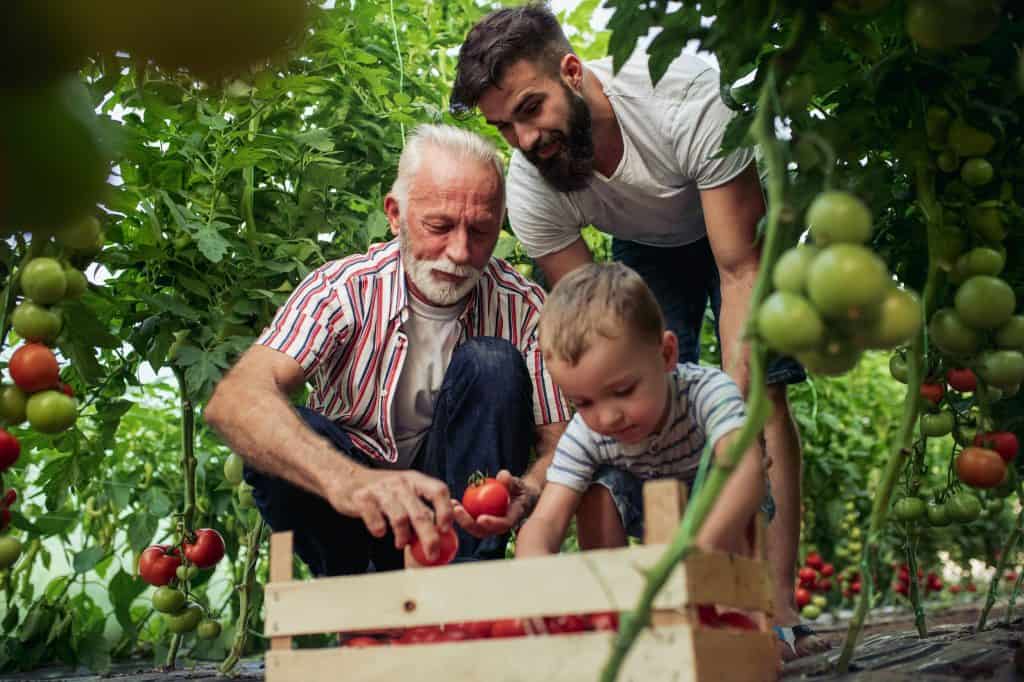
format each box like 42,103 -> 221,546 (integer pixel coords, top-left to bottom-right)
384,239 -> 482,325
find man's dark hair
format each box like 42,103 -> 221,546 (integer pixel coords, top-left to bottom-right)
450,3 -> 574,118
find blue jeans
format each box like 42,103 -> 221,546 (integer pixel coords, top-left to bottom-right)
612,236 -> 806,385
244,337 -> 535,576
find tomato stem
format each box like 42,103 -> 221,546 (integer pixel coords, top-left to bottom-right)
903,529 -> 928,637
219,517 -> 265,674
978,493 -> 1024,631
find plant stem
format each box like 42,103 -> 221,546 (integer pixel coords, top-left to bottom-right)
903,531 -> 927,637
1006,567 -> 1024,625
836,160 -> 940,671
979,504 -> 1024,631
600,64 -> 782,682
220,516 -> 266,675
166,368 -> 197,670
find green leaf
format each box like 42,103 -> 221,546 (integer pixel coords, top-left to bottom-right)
195,221 -> 232,263
142,488 -> 173,517
127,513 -> 159,554
109,569 -> 148,631
136,291 -> 202,320
73,546 -> 106,575
295,128 -> 335,153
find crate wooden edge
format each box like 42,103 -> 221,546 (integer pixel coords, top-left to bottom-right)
265,624 -> 777,682
264,530 -> 773,638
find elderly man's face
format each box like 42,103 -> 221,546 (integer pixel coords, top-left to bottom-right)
386,152 -> 504,306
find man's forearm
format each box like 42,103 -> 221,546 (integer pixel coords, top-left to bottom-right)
718,270 -> 758,393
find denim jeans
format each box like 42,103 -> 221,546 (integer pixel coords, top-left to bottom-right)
612,236 -> 806,385
244,337 -> 535,576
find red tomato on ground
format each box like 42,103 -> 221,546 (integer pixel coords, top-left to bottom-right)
138,545 -> 182,586
462,476 -> 510,519
489,618 -> 527,638
946,367 -> 977,393
410,527 -> 459,566
184,528 -> 226,568
9,343 -> 60,393
0,429 -> 19,473
974,431 -> 1019,463
920,382 -> 945,405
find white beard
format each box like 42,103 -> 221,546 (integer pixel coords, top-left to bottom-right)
399,226 -> 482,306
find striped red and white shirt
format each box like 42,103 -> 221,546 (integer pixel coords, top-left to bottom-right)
257,239 -> 571,465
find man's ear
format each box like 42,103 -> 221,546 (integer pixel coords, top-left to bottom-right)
559,53 -> 584,90
383,195 -> 401,237
661,331 -> 679,371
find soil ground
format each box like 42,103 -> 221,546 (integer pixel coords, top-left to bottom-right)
1,603 -> 1020,681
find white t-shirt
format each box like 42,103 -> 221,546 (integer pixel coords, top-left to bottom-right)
547,363 -> 747,491
507,53 -> 756,258
389,293 -> 466,468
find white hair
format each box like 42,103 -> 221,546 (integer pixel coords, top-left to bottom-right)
389,124 -> 505,215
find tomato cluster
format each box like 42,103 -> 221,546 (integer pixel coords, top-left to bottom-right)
138,530 -> 226,636
891,564 -> 949,599
794,551 -> 836,619
0,423 -> 21,569
759,191 -> 920,376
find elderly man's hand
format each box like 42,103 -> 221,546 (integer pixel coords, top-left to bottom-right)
344,469 -> 454,563
452,470 -> 539,538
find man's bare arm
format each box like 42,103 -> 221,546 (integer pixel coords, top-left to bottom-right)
535,237 -> 593,288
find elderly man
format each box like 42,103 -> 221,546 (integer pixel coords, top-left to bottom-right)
451,3 -> 822,660
205,124 -> 569,575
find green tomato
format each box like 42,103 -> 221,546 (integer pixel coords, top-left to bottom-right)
812,595 -> 828,608
961,158 -> 994,187
223,453 -> 245,486
0,536 -> 22,569
806,244 -> 890,320
237,483 -> 255,509
757,292 -> 825,355
11,302 -> 62,344
0,384 -> 28,425
772,245 -> 819,294
862,287 -> 921,349
946,494 -> 982,523
995,316 -> 1024,351
152,587 -> 187,614
928,308 -> 981,356
798,335 -> 862,377
920,411 -> 954,438
197,620 -> 222,640
966,203 -> 1006,242
955,247 -> 1005,278
925,106 -> 952,143
806,191 -> 873,245
933,225 -> 967,271
936,150 -> 959,173
54,215 -> 102,251
62,266 -> 88,299
26,390 -> 77,434
947,119 -> 996,157
893,497 -> 926,521
176,565 -> 199,581
890,353 -> 909,383
20,257 -> 67,305
955,276 -> 1016,331
165,604 -> 204,634
977,350 -> 1024,389
801,604 -> 821,619
927,502 -> 951,526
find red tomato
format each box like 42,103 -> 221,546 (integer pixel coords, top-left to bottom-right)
0,508 -> 9,532
818,578 -> 833,592
2,488 -> 16,508
920,382 -> 945,405
9,343 -> 60,393
974,431 -> 1019,463
697,604 -> 720,626
1006,571 -> 1019,582
898,566 -> 910,581
410,527 -> 459,567
820,563 -> 835,577
58,382 -> 74,397
956,446 -> 1007,488
949,584 -> 962,594
804,552 -> 824,570
184,528 -> 226,568
345,636 -> 386,647
544,614 -> 587,634
967,583 -> 977,592
489,618 -> 527,638
850,581 -> 862,594
462,476 -> 510,519
586,611 -> 619,632
894,582 -> 908,596
717,611 -> 759,630
946,367 -> 977,393
396,626 -> 445,645
138,545 -> 182,586
0,429 -> 19,473
795,588 -> 811,608
798,567 -> 818,583
447,620 -> 492,640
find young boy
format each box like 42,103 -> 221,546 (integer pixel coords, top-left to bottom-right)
516,262 -> 767,557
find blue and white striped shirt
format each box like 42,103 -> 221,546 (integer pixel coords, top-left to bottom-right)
547,363 -> 746,491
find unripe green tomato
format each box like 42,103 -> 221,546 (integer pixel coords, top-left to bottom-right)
920,411 -> 954,438
176,565 -> 199,581
62,266 -> 88,299
152,586 -> 187,614
960,158 -> 994,187
801,604 -> 821,619
197,619 -> 222,640
165,604 -> 203,633
0,384 -> 28,425
20,257 -> 67,305
927,502 -> 950,526
893,497 -> 926,521
11,302 -> 62,344
223,453 -> 245,486
26,390 -> 78,434
237,483 -> 255,509
0,536 -> 22,569
889,353 -> 908,383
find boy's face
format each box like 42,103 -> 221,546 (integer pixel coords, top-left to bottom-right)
548,330 -> 677,444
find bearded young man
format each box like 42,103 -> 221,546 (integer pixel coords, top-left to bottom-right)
451,3 -> 825,661
205,124 -> 569,576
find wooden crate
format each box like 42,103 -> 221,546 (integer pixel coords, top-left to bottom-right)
263,479 -> 778,681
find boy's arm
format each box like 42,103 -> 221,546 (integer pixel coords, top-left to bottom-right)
694,431 -> 765,554
515,482 -> 583,558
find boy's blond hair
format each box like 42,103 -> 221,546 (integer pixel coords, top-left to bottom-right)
539,262 -> 665,365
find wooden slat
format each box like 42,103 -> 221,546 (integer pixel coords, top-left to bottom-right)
265,544 -> 689,637
683,551 -> 774,615
642,479 -> 687,545
266,624 -> 714,682
693,628 -> 778,681
268,532 -> 293,651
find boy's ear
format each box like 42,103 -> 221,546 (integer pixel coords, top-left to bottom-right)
661,331 -> 678,371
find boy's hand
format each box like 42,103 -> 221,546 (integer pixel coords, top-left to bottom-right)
453,470 -> 538,538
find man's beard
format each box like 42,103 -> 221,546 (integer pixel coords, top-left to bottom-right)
523,82 -> 594,193
399,223 -> 482,306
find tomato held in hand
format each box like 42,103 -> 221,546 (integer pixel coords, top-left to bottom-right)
138,544 -> 182,586
184,528 -> 226,568
0,429 -> 20,472
410,527 -> 459,567
462,475 -> 510,519
974,432 -> 1019,463
956,447 -> 1007,489
9,343 -> 60,393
